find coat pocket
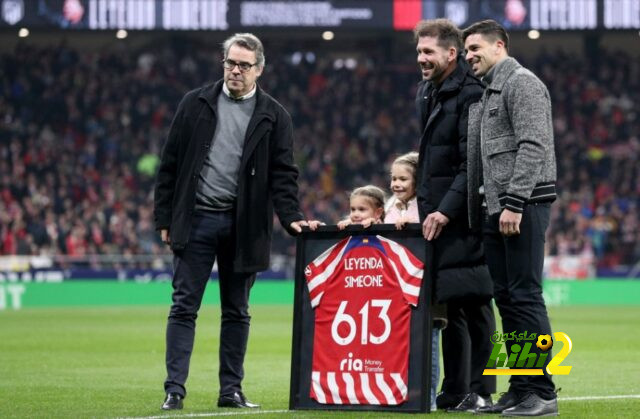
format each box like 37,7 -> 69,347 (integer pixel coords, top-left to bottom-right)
485,135 -> 518,186
435,265 -> 493,304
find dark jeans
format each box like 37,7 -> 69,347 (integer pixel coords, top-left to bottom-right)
441,300 -> 496,397
164,210 -> 256,398
483,203 -> 555,399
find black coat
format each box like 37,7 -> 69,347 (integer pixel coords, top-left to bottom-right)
416,56 -> 492,303
154,80 -> 304,273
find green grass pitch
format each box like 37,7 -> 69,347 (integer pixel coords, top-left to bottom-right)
1,305 -> 639,418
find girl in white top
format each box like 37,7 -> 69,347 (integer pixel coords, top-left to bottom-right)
384,152 -> 420,228
385,151 -> 444,411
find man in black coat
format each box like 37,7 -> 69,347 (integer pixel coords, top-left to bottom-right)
414,19 -> 496,412
154,33 -> 318,410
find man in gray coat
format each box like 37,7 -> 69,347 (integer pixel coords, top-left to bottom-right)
463,20 -> 558,416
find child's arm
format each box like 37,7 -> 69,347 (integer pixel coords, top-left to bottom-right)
394,199 -> 420,230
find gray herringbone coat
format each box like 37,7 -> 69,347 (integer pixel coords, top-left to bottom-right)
467,57 -> 557,230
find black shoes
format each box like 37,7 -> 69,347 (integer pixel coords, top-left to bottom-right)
501,392 -> 558,417
161,391 -> 260,410
217,391 -> 261,408
161,393 -> 183,410
447,392 -> 492,412
476,391 -> 521,414
436,392 -> 466,410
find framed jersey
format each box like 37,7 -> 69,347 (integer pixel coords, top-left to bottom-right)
289,224 -> 433,413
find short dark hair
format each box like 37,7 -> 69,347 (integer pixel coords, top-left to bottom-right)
413,18 -> 463,53
462,19 -> 509,51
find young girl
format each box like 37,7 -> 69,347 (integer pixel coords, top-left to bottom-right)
384,152 -> 420,229
337,185 -> 385,229
384,151 -> 445,411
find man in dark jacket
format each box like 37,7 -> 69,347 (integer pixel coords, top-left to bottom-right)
414,19 -> 496,412
154,33 -> 318,411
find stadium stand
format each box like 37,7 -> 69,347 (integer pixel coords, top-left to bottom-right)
0,35 -> 638,273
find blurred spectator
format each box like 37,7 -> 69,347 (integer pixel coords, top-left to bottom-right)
0,40 -> 638,271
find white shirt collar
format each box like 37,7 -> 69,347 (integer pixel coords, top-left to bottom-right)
222,82 -> 257,101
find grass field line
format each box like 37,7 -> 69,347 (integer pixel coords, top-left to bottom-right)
124,395 -> 640,419
560,394 -> 640,401
122,409 -> 291,419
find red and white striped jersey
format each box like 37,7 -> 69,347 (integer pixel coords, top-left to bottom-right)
305,235 -> 424,405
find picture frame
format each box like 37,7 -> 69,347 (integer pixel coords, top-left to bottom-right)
289,224 -> 433,413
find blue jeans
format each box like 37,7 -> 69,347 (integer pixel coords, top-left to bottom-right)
431,326 -> 440,410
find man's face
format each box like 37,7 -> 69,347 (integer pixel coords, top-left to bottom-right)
416,36 -> 455,84
224,44 -> 263,97
464,33 -> 499,77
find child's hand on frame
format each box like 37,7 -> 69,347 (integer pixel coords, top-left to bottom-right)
361,217 -> 381,229
337,218 -> 352,230
395,216 -> 410,230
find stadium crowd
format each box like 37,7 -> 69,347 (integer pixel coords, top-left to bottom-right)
0,39 -> 638,270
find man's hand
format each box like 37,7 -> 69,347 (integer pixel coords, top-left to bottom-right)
160,229 -> 170,245
422,211 -> 450,241
499,209 -> 522,236
290,220 -> 323,233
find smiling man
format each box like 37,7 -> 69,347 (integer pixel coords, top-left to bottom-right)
463,20 -> 558,417
413,18 -> 496,412
154,33 -> 319,411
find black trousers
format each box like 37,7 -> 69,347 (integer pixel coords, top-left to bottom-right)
441,300 -> 496,397
164,210 -> 256,398
483,203 -> 555,399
